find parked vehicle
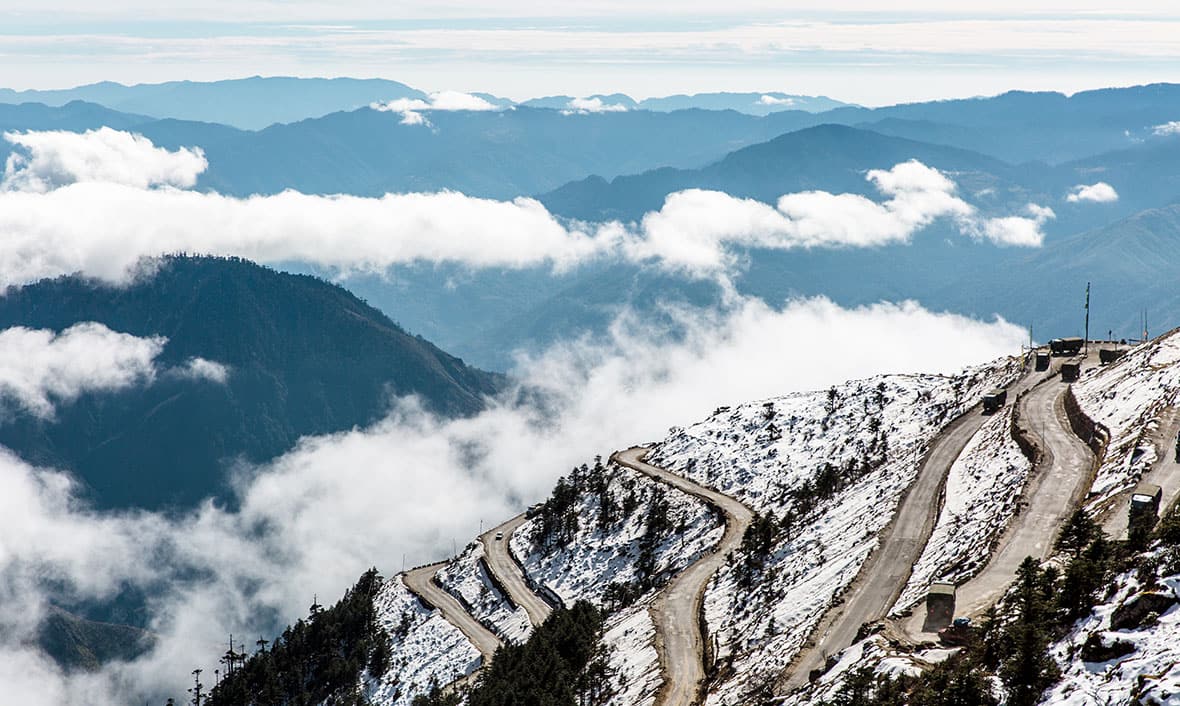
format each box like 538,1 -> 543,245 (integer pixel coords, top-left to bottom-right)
1050,337 -> 1085,356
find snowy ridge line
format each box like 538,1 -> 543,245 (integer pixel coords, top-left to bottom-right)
612,447 -> 756,706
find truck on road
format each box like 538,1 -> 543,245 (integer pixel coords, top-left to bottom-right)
982,388 -> 1007,414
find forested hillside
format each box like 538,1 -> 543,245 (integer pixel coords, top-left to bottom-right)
0,256 -> 502,509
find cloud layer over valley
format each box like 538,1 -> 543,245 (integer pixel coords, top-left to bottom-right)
0,129 -> 1055,289
0,323 -> 225,419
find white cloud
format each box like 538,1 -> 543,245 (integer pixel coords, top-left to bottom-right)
975,203 -> 1056,247
1066,181 -> 1119,203
1,128 -> 206,193
758,94 -> 797,106
0,323 -> 164,419
0,131 -> 1050,289
174,357 -> 231,384
0,293 -> 1027,704
371,90 -> 499,126
562,96 -> 628,114
0,323 -> 231,420
1152,121 -> 1180,136
634,161 -> 1050,272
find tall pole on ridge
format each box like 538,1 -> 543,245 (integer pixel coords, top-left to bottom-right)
1084,282 -> 1090,354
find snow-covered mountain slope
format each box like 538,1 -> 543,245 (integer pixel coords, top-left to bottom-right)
1042,549 -> 1180,706
647,359 -> 1021,704
508,458 -> 725,703
509,459 -> 723,609
779,335 -> 1180,706
1075,331 -> 1180,511
363,354 -> 1076,706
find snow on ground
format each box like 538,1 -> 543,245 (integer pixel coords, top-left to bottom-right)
368,576 -> 480,705
893,404 -> 1032,612
435,540 -> 532,644
780,634 -> 920,706
648,358 -> 1021,705
602,603 -> 662,706
1041,551 -> 1180,706
510,461 -> 723,607
1075,332 -> 1180,509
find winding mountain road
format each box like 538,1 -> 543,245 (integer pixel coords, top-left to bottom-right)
402,562 -> 503,664
781,363 -> 1038,691
480,514 -> 554,627
895,372 -> 1096,636
954,378 -> 1094,616
613,447 -> 755,706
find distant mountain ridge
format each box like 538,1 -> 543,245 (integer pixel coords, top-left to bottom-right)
0,77 -> 426,130
0,256 -> 502,510
0,79 -> 850,129
520,91 -> 849,114
538,123 -> 1029,222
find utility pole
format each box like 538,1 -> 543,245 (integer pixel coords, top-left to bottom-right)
1084,282 -> 1090,355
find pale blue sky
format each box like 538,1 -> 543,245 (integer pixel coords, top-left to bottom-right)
1,2 -> 1179,104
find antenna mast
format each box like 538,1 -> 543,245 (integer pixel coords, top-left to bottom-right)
1084,282 -> 1090,354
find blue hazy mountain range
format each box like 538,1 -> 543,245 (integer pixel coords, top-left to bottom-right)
1,84 -> 1179,373
0,77 -> 849,129
520,92 -> 849,114
0,77 -> 427,130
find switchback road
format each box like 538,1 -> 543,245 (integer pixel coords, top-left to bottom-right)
480,514 -> 554,627
782,363 -> 1037,691
402,562 -> 503,664
613,447 -> 755,706
951,365 -> 1095,619
902,356 -> 1097,636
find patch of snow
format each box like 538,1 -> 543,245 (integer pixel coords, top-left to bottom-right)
1042,553 -> 1180,706
603,604 -> 662,706
510,462 -> 723,607
368,576 -> 480,705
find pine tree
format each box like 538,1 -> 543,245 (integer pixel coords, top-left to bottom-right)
999,558 -> 1060,706
1056,508 -> 1098,557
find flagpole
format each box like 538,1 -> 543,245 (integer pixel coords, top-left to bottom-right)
1084,282 -> 1090,355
